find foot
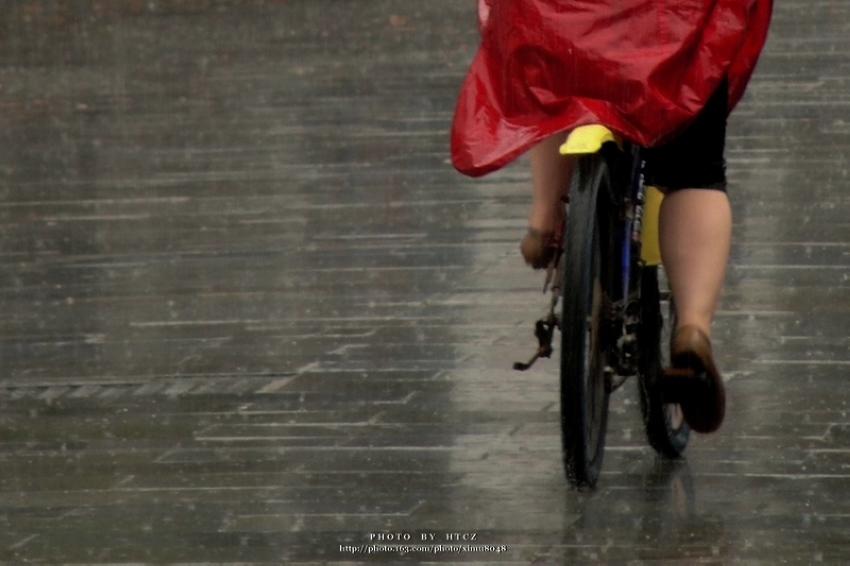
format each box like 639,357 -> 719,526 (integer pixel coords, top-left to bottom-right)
663,325 -> 726,433
520,228 -> 559,269
521,205 -> 565,269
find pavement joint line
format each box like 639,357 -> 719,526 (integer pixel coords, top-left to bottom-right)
754,360 -> 850,365
9,535 -> 39,551
256,372 -> 305,394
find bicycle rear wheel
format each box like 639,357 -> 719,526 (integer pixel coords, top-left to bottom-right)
638,266 -> 690,457
560,153 -> 615,488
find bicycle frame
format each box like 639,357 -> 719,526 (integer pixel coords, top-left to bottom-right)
559,125 -> 663,382
560,124 -> 662,267
514,125 -> 663,381
515,125 -> 689,486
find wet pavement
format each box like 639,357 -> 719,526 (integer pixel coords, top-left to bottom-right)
1,0 -> 849,563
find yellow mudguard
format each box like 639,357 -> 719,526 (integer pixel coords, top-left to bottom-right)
559,125 -> 619,155
641,186 -> 663,266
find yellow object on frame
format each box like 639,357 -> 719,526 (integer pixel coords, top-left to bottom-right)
641,186 -> 663,266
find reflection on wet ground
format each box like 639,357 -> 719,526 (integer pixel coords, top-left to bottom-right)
1,0 -> 849,563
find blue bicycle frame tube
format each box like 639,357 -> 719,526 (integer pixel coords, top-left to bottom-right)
620,145 -> 643,300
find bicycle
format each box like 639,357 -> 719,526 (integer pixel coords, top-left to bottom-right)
514,125 -> 689,488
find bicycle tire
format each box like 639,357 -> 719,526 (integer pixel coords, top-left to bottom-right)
637,266 -> 690,457
560,152 -> 615,488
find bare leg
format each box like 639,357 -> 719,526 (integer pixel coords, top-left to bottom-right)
659,189 -> 732,338
528,134 -> 573,233
522,134 -> 574,267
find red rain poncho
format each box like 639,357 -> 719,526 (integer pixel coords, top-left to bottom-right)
451,0 -> 773,177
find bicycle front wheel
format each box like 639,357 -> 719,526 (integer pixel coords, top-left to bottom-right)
560,153 -> 614,488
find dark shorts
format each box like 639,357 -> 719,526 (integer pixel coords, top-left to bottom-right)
642,81 -> 728,192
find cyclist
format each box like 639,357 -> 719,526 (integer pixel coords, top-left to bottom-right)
450,0 -> 773,434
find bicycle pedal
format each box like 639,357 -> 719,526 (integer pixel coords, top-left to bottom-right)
513,354 -> 539,372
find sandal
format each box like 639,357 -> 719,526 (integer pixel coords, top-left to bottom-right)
662,325 -> 726,433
